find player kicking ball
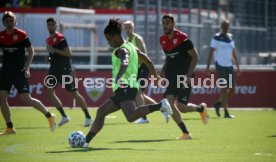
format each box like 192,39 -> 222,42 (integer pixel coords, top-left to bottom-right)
0,11 -> 56,135
83,18 -> 171,148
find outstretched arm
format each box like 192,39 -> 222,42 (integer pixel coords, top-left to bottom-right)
137,49 -> 160,79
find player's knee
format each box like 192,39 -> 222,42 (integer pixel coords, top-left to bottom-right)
176,102 -> 188,113
96,108 -> 107,118
125,116 -> 135,122
20,94 -> 32,104
46,89 -> 54,97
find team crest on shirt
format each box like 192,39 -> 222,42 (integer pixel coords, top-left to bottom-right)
173,38 -> 178,45
53,37 -> 57,43
13,35 -> 18,41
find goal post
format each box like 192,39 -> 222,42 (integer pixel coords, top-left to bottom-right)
55,7 -> 96,71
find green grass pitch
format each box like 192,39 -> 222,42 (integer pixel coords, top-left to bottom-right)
0,108 -> 275,162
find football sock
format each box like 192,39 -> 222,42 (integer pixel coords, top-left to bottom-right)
57,107 -> 67,117
224,108 -> 229,115
178,122 -> 189,134
86,131 -> 96,143
45,112 -> 51,118
82,109 -> 91,119
195,105 -> 204,112
6,122 -> 13,128
148,102 -> 162,112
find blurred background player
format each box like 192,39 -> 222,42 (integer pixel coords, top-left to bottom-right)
159,14 -> 208,140
0,11 -> 56,135
84,18 -> 171,148
206,20 -> 240,119
123,20 -> 157,124
45,17 -> 92,127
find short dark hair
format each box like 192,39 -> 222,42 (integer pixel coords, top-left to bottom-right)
162,14 -> 175,22
2,11 -> 16,23
46,17 -> 56,24
104,18 -> 122,36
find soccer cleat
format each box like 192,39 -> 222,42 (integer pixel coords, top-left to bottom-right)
83,118 -> 92,127
83,143 -> 89,148
213,101 -> 221,117
134,118 -> 149,124
176,133 -> 193,140
48,113 -> 56,132
224,114 -> 235,119
58,116 -> 70,126
200,103 -> 209,125
0,128 -> 16,135
160,99 -> 172,123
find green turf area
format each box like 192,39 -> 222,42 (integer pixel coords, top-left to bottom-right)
0,108 -> 275,162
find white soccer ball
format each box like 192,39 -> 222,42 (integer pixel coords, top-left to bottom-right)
68,131 -> 86,148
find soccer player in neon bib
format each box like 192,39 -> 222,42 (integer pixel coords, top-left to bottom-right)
83,18 -> 171,147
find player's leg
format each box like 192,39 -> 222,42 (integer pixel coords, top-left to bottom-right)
134,64 -> 150,123
15,72 -> 56,131
84,98 -> 120,147
134,89 -> 148,124
0,90 -> 16,135
175,85 -> 208,125
70,91 -> 92,127
213,62 -> 227,117
222,67 -> 235,118
65,71 -> 92,126
119,87 -> 171,123
46,87 -> 69,126
143,92 -> 157,105
165,94 -> 192,140
19,93 -> 56,131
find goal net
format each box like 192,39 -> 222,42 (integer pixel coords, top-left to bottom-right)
56,7 -> 96,70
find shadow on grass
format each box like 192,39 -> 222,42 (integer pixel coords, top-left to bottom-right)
267,135 -> 276,138
182,117 -> 219,121
16,127 -> 48,129
46,147 -> 154,153
113,139 -> 175,143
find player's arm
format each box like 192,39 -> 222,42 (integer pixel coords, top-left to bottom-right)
184,39 -> 198,80
187,48 -> 199,79
115,48 -> 129,83
46,38 -> 72,57
22,37 -> 33,77
47,45 -> 71,57
137,49 -> 160,79
232,48 -> 240,73
160,59 -> 167,78
135,36 -> 147,54
22,45 -> 34,77
206,47 -> 215,75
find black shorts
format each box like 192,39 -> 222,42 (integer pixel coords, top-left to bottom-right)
110,86 -> 138,107
137,64 -> 149,92
0,70 -> 30,94
48,67 -> 77,92
215,62 -> 235,88
164,81 -> 191,105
